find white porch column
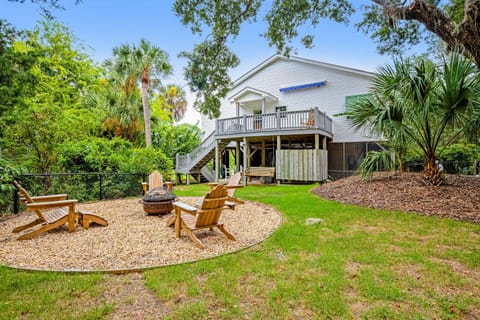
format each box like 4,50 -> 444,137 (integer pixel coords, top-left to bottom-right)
243,137 -> 247,185
215,140 -> 220,182
276,136 -> 281,184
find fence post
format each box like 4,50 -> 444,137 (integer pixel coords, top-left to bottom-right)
99,174 -> 103,200
13,188 -> 19,214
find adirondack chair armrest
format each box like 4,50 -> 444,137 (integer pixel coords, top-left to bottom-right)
172,201 -> 197,214
26,199 -> 78,210
224,185 -> 244,189
30,194 -> 68,202
225,201 -> 236,210
209,183 -> 243,190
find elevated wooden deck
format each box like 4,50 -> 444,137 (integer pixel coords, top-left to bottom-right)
215,108 -> 333,139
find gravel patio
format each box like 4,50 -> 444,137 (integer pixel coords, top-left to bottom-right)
0,197 -> 282,272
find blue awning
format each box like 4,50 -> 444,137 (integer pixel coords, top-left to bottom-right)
279,81 -> 327,93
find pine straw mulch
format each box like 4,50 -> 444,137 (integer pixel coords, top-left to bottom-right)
312,172 -> 480,224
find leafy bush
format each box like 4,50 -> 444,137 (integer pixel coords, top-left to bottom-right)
56,137 -> 133,172
116,147 -> 173,175
403,143 -> 480,174
0,158 -> 25,213
152,122 -> 201,165
438,143 -> 480,174
358,150 -> 393,180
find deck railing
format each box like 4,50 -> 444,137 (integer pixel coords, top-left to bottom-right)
216,107 -> 333,136
176,108 -> 333,174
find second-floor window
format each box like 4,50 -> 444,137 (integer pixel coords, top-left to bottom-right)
275,105 -> 287,118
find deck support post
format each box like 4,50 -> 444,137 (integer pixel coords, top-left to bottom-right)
276,136 -> 281,184
215,140 -> 220,182
236,141 -> 241,173
243,137 -> 247,185
261,140 -> 266,166
247,140 -> 251,183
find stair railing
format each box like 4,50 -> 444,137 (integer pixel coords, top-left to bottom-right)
175,130 -> 216,172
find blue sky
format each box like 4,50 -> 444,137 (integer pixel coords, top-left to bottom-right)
1,0 -> 410,124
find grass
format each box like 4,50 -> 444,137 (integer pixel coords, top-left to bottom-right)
0,267 -> 112,319
1,183 -> 479,319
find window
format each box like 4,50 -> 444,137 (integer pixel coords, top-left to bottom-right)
275,105 -> 287,118
345,94 -> 371,109
345,94 -> 371,119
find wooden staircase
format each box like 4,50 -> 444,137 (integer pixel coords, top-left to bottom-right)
175,131 -> 229,182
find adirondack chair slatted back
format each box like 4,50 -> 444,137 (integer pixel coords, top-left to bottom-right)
13,181 -> 47,222
148,170 -> 163,191
226,172 -> 242,197
195,185 -> 228,228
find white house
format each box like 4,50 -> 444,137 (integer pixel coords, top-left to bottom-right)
176,55 -> 380,183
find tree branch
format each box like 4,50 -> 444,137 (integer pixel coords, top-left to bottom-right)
457,0 -> 480,64
373,0 -> 480,66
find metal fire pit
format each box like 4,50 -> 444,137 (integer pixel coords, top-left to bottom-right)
139,187 -> 176,215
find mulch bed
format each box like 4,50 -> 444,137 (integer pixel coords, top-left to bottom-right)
312,172 -> 480,224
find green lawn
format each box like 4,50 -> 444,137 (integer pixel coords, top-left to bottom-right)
1,184 -> 479,319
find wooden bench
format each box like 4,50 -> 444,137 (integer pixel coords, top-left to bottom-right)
245,167 -> 275,184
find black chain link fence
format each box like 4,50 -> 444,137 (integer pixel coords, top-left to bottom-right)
9,172 -> 148,214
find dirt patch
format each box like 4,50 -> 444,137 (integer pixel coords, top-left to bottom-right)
312,173 -> 480,224
102,273 -> 168,320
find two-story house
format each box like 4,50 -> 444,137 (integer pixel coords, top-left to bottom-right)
175,55 -> 380,183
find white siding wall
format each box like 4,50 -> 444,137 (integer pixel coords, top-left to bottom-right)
202,57 -> 378,143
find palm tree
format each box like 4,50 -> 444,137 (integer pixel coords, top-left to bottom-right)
344,52 -> 480,185
160,84 -> 188,122
131,39 -> 172,146
106,39 -> 172,147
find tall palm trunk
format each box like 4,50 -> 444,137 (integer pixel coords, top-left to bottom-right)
141,79 -> 152,147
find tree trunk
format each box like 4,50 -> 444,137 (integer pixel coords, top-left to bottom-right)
141,80 -> 152,147
423,152 -> 444,186
376,0 -> 480,66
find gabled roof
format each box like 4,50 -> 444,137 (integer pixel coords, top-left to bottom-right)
233,55 -> 376,87
228,87 -> 278,103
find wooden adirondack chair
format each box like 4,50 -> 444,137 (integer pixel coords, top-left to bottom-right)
12,181 -> 107,240
209,171 -> 245,205
170,184 -> 236,249
12,181 -> 78,240
142,170 -> 172,194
